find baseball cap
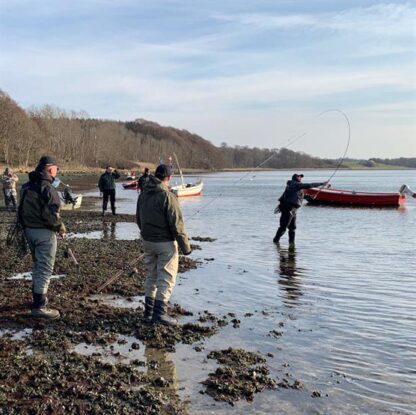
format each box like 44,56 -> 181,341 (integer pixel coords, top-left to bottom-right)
292,173 -> 304,180
36,155 -> 58,171
155,164 -> 173,179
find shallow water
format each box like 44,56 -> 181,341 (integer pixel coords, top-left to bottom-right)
8,272 -> 66,280
84,170 -> 416,414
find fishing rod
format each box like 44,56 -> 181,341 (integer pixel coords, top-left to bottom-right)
309,109 -> 351,200
95,253 -> 144,293
186,109 -> 351,220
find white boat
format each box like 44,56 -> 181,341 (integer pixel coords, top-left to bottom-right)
60,193 -> 83,210
170,153 -> 203,197
171,180 -> 204,197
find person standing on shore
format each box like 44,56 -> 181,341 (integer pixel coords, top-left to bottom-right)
136,164 -> 192,326
19,156 -> 66,319
138,167 -> 150,192
273,174 -> 328,245
98,166 -> 120,216
2,168 -> 19,211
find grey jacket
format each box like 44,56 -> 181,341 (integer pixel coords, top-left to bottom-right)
136,175 -> 191,254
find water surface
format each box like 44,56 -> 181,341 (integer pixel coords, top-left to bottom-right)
88,170 -> 416,414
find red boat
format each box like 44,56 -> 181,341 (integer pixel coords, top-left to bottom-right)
122,180 -> 138,190
304,185 -> 415,207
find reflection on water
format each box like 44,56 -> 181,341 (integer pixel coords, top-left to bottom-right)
71,222 -> 139,240
276,245 -> 304,308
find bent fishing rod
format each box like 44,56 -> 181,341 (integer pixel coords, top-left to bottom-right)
186,108 -> 351,220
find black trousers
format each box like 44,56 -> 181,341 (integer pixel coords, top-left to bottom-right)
102,189 -> 116,213
274,206 -> 297,242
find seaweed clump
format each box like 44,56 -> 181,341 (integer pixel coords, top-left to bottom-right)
201,347 -> 277,405
0,338 -> 186,415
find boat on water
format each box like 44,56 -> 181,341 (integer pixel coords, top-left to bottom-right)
170,153 -> 203,197
60,194 -> 83,210
59,185 -> 83,210
171,179 -> 203,197
122,180 -> 138,189
304,184 -> 415,207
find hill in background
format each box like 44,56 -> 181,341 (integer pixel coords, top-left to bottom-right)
0,90 -> 414,170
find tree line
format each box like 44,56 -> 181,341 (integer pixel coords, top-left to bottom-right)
2,90 -> 410,171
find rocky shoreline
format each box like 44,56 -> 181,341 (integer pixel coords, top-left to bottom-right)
0,204 -> 306,414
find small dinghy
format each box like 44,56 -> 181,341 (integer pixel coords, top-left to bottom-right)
170,153 -> 203,197
122,180 -> 138,189
60,186 -> 82,210
304,184 -> 415,207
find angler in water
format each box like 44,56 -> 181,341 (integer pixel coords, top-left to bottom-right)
273,173 -> 328,245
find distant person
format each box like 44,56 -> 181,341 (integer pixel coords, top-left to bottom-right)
98,166 -> 120,216
2,167 -> 19,211
138,167 -> 150,191
136,164 -> 192,326
273,174 -> 328,245
20,156 -> 66,319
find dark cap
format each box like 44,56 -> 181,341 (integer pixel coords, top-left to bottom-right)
155,164 -> 173,179
36,155 -> 58,171
292,173 -> 304,181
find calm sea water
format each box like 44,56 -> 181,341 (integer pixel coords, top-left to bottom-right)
88,170 -> 416,414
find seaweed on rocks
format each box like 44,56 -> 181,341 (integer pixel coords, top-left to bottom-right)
0,337 -> 187,415
0,208 -> 218,413
202,348 -> 277,405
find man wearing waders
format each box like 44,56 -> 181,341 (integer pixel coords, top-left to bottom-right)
136,164 -> 192,326
273,174 -> 328,245
98,166 -> 120,216
20,156 -> 66,319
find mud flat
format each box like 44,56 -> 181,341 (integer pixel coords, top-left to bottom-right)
0,205 -> 300,414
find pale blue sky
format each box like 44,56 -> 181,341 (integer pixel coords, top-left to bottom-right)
1,0 -> 415,158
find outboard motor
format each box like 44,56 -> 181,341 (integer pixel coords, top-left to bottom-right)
399,184 -> 416,198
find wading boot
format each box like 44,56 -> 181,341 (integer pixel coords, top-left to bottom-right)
288,231 -> 295,246
151,299 -> 178,326
101,209 -> 106,217
112,207 -> 116,216
273,229 -> 284,244
144,296 -> 155,322
31,293 -> 60,320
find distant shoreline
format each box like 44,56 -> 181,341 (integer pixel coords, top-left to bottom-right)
1,165 -> 414,176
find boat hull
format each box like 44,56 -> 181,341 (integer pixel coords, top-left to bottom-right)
60,194 -> 83,210
122,180 -> 138,189
171,181 -> 203,197
304,188 -> 405,207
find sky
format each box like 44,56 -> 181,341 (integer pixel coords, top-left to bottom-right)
0,0 -> 415,158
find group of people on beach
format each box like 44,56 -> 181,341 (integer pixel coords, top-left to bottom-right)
12,155 -> 325,325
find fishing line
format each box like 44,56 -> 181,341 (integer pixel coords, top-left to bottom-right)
185,108 -> 351,220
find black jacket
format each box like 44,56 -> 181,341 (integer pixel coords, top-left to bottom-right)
98,171 -> 120,191
138,173 -> 150,190
20,171 -> 65,232
279,179 -> 325,209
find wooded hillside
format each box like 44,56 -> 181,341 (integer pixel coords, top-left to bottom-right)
2,90 -> 412,170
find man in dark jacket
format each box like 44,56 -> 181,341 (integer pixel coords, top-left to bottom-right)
98,166 -> 120,216
136,164 -> 192,326
20,156 -> 66,319
273,174 -> 328,245
138,167 -> 150,192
